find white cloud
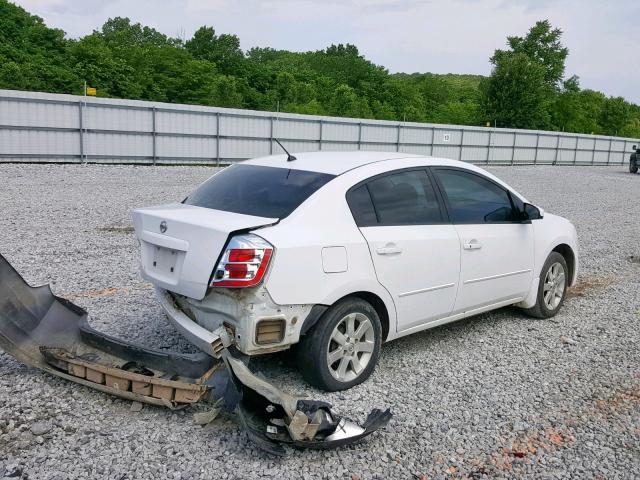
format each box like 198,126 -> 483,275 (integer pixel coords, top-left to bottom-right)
185,0 -> 229,13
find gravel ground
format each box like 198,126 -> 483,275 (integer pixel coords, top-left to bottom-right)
0,163 -> 638,480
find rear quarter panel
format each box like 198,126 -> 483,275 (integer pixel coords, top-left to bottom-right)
256,168 -> 398,330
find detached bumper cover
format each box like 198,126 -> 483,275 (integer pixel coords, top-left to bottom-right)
0,254 -> 391,454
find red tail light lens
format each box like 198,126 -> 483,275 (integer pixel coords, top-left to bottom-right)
211,235 -> 273,288
226,263 -> 249,279
228,249 -> 257,263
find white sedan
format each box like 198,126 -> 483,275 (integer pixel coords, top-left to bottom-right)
133,152 -> 578,391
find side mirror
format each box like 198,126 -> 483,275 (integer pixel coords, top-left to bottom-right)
523,203 -> 544,220
634,145 -> 637,150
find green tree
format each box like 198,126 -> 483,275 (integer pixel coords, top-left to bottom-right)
493,20 -> 568,89
329,84 -> 372,118
1,0 -> 638,135
551,76 -> 586,132
185,26 -> 244,76
599,96 -> 631,135
0,0 -> 79,92
620,116 -> 640,138
481,53 -> 551,129
67,34 -> 141,98
483,20 -> 571,129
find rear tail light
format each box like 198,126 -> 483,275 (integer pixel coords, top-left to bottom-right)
211,234 -> 273,288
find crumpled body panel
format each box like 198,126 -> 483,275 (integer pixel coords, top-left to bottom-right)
0,254 -> 391,454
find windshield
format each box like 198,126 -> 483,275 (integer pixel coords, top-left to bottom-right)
184,164 -> 335,219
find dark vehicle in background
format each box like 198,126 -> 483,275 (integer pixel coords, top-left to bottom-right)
631,145 -> 639,174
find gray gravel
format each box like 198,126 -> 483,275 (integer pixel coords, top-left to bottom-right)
1,164 -> 639,479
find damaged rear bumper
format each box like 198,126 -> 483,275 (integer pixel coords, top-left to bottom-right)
155,286 -> 224,358
0,254 -> 391,454
161,285 -> 315,356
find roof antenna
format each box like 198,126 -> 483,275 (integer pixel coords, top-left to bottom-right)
273,138 -> 297,162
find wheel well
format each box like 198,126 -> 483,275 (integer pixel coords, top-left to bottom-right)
342,291 -> 391,341
552,244 -> 576,286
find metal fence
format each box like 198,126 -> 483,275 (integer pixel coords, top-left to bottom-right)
0,89 -> 637,166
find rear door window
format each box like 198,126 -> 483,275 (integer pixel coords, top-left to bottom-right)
347,169 -> 443,226
184,164 -> 335,219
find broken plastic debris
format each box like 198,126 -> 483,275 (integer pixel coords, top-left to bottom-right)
193,400 -> 223,425
0,253 -> 392,454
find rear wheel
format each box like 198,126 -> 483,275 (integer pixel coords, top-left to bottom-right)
523,252 -> 568,319
630,157 -> 638,173
297,298 -> 381,391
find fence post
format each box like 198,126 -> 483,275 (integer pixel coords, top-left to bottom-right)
151,107 -> 157,166
534,133 -> 540,165
510,132 -> 516,166
573,137 -> 578,165
553,134 -> 560,165
78,100 -> 84,164
216,112 -> 221,166
318,119 -> 323,151
430,127 -> 435,156
459,129 -> 465,161
396,123 -> 401,152
486,129 -> 492,165
606,137 -> 612,165
269,116 -> 274,155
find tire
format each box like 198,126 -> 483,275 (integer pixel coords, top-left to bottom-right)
630,157 -> 638,174
523,252 -> 568,319
296,298 -> 382,391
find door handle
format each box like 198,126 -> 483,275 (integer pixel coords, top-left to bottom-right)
463,240 -> 482,250
376,245 -> 403,255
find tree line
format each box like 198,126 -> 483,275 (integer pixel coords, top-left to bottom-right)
0,1 -> 638,138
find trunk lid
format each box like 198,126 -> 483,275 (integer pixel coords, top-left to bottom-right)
132,203 -> 277,300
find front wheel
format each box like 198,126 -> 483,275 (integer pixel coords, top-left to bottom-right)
523,252 -> 568,319
296,298 -> 382,391
630,158 -> 638,173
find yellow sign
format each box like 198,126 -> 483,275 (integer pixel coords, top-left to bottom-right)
486,121 -> 491,127
86,87 -> 97,96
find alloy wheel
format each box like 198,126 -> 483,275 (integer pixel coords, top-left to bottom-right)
543,262 -> 566,310
326,312 -> 375,382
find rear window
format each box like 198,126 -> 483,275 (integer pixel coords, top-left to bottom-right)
184,164 -> 335,219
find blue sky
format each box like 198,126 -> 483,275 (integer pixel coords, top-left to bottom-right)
15,0 -> 640,104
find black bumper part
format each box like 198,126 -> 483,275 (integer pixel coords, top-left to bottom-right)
0,253 -> 391,453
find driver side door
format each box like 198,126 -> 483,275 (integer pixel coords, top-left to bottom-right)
432,167 -> 534,314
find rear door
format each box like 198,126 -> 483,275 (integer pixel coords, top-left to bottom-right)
347,168 -> 460,333
432,167 -> 534,313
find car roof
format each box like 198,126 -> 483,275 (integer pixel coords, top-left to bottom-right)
243,151 -> 469,175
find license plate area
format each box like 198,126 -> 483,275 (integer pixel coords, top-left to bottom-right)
142,242 -> 186,285
152,245 -> 178,276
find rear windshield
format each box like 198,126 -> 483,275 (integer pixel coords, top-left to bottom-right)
184,164 -> 335,219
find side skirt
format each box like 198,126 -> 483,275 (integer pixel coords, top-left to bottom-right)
389,296 -> 525,341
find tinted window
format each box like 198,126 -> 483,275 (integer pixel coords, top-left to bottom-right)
185,164 -> 335,219
346,185 -> 377,226
366,170 -> 442,225
435,169 -> 516,223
